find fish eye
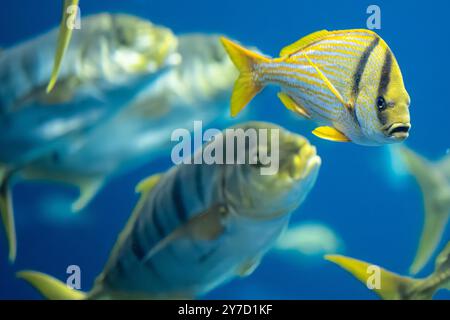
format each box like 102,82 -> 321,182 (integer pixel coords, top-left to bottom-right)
376,96 -> 387,111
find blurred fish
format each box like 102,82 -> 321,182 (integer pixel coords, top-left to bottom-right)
275,221 -> 344,259
0,13 -> 179,261
17,121 -> 321,299
325,241 -> 450,300
221,29 -> 411,145
18,34 -> 238,213
396,146 -> 450,275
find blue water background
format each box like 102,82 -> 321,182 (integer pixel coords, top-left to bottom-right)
0,0 -> 449,299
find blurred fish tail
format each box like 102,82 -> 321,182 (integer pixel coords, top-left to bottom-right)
17,271 -> 86,300
325,255 -> 420,300
0,166 -> 16,262
398,146 -> 450,275
220,37 -> 269,117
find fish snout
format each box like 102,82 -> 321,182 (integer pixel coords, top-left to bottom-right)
385,122 -> 411,141
283,138 -> 321,180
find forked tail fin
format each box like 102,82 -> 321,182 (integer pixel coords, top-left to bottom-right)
397,146 -> 450,275
17,270 -> 86,300
220,37 -> 270,117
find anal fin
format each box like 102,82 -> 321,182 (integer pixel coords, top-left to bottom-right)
277,92 -> 311,119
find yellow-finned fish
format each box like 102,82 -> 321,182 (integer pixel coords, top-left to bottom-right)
221,29 -> 411,146
325,241 -> 450,300
16,122 -> 321,299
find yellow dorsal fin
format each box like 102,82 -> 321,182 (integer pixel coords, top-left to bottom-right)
17,271 -> 86,300
135,173 -> 162,194
312,126 -> 350,142
325,255 -> 415,300
277,92 -> 311,119
279,30 -> 330,57
47,0 -> 80,93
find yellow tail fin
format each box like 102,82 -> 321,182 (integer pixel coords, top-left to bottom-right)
17,270 -> 86,300
325,254 -> 416,300
0,169 -> 16,262
220,37 -> 270,117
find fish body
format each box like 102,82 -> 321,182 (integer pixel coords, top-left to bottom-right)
326,241 -> 450,300
18,122 -> 321,299
0,13 -> 178,261
19,34 -> 238,211
0,13 -> 178,166
221,29 -> 411,146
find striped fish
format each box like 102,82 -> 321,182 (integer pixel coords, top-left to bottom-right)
325,241 -> 450,300
17,122 -> 321,299
221,29 -> 411,146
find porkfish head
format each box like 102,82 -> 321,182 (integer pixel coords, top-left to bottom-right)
354,37 -> 411,146
223,122 -> 321,219
79,14 -> 179,83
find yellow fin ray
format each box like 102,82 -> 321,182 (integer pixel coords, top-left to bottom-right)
312,126 -> 350,142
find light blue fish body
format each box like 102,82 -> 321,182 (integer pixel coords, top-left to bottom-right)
0,13 -> 178,262
17,122 -> 321,299
0,13 -> 178,166
20,34 -> 238,211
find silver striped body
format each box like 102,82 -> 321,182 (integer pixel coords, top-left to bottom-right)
93,162 -> 290,298
90,122 -> 320,299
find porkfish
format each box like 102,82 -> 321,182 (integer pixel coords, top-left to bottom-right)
326,241 -> 450,300
396,146 -> 450,275
17,122 -> 321,299
16,33 -> 238,213
221,29 -> 411,146
0,14 -> 178,262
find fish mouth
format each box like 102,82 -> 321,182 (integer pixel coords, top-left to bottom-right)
287,143 -> 321,180
385,123 -> 411,140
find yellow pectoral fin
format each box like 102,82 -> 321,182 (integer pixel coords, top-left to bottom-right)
312,126 -> 350,142
277,92 -> 311,119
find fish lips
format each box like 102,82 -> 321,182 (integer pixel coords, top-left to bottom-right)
384,122 -> 411,141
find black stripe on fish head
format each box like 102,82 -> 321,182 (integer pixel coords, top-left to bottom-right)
350,36 -> 380,128
376,50 -> 393,126
352,37 -> 380,101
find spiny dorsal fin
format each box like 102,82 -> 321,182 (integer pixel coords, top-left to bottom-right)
17,271 -> 86,300
280,30 -> 330,57
135,173 -> 162,194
